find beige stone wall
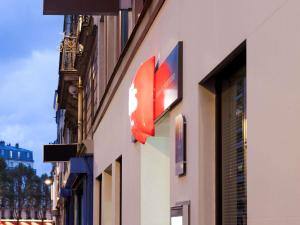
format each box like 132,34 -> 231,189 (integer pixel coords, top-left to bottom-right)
247,1 -> 300,224
93,0 -> 300,225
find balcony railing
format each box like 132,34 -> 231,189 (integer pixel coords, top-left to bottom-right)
59,15 -> 92,73
60,36 -> 77,72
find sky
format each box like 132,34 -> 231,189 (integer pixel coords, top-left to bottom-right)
0,0 -> 63,175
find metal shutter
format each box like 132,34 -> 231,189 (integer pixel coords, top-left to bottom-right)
220,65 -> 247,225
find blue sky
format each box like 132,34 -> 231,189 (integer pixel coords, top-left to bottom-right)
0,0 -> 63,174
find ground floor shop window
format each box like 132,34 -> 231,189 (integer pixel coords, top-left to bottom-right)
74,184 -> 84,225
216,46 -> 247,225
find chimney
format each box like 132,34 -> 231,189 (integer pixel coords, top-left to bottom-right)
15,143 -> 19,148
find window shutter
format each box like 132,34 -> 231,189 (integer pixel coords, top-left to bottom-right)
221,65 -> 247,225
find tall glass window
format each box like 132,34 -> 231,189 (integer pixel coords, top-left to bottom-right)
217,51 -> 247,225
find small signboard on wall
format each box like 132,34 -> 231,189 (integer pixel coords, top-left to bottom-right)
175,114 -> 186,176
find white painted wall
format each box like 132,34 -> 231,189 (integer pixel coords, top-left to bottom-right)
93,0 -> 300,225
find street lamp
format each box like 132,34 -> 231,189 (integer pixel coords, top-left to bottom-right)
44,178 -> 53,186
43,178 -> 53,224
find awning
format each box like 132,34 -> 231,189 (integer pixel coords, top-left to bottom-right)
60,188 -> 72,198
0,220 -> 54,225
43,144 -> 77,162
65,156 -> 93,189
70,157 -> 91,174
43,0 -> 120,15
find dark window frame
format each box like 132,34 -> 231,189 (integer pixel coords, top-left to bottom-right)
215,44 -> 247,225
200,41 -> 247,225
116,156 -> 122,225
96,175 -> 102,225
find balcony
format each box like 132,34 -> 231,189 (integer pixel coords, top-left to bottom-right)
60,36 -> 78,74
56,16 -> 81,114
57,36 -> 78,115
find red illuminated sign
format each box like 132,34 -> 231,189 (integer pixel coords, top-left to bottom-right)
129,42 -> 183,144
129,57 -> 156,144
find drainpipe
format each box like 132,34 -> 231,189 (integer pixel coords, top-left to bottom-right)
77,76 -> 83,154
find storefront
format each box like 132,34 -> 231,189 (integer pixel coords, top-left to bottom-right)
63,156 -> 93,225
93,0 -> 300,225
44,150 -> 93,225
44,0 -> 300,225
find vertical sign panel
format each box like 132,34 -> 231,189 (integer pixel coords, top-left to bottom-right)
175,114 -> 186,176
155,42 -> 183,119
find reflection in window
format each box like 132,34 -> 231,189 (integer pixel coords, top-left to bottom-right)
219,57 -> 247,225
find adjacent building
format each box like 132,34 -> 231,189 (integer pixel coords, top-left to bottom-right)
0,141 -> 34,169
44,1 -> 300,225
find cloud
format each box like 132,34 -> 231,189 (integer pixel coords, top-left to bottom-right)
0,50 -> 59,175
0,0 -> 63,61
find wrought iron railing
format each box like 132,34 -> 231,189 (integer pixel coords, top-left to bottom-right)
60,36 -> 77,72
59,15 -> 92,72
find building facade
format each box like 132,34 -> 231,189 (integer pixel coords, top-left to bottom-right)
0,141 -> 34,169
48,15 -> 95,225
44,1 -> 300,225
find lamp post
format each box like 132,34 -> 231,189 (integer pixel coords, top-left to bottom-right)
43,178 -> 53,225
